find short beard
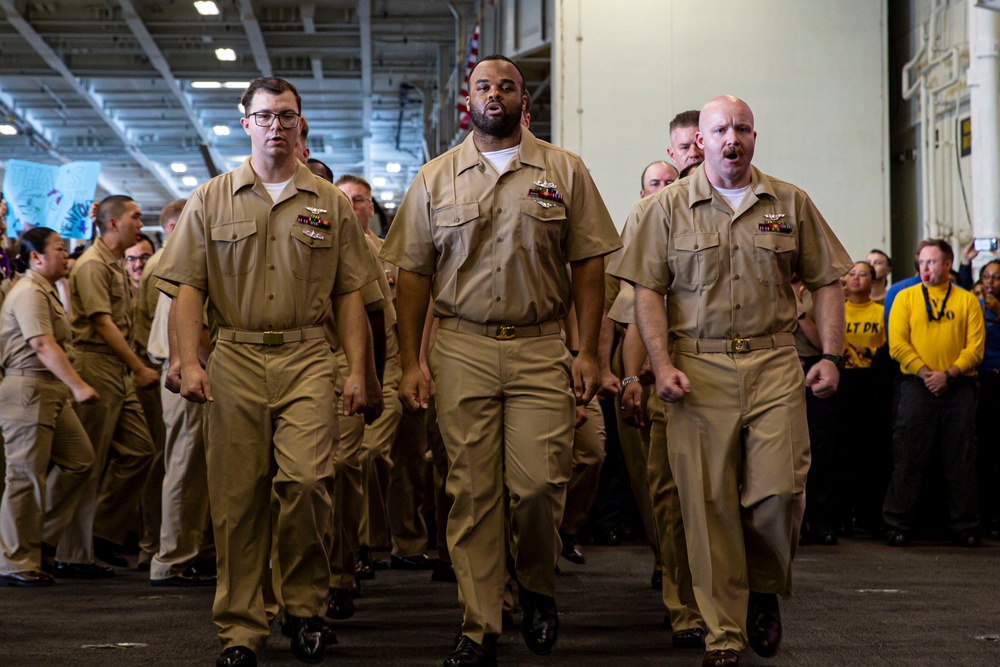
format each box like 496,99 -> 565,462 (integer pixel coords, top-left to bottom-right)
470,104 -> 522,139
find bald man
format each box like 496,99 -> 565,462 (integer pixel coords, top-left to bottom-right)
615,96 -> 851,667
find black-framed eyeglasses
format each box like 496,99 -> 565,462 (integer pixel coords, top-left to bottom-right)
350,196 -> 371,205
247,111 -> 301,129
125,253 -> 152,264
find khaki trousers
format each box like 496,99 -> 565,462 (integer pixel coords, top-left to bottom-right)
430,328 -> 575,643
359,355 -> 402,549
667,347 -> 808,652
425,397 -> 452,562
646,393 -> 702,632
387,407 -> 430,558
560,397 -> 606,536
0,375 -> 94,573
53,351 -> 154,563
329,348 -> 365,588
611,338 -> 661,567
205,339 -> 336,651
150,372 -> 209,580
136,368 -> 166,563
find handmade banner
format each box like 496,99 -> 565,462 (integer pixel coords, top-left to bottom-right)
2,159 -> 101,239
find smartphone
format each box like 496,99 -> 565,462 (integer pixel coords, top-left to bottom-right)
974,237 -> 998,252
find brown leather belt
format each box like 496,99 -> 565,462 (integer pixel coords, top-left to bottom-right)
217,325 -> 326,346
3,368 -> 56,380
439,317 -> 561,341
671,333 -> 796,354
75,342 -> 117,355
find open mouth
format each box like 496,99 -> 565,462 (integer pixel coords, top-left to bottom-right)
723,147 -> 742,160
486,101 -> 505,114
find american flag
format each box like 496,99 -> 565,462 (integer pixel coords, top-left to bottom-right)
456,23 -> 479,131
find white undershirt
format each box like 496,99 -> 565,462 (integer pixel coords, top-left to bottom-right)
262,177 -> 293,202
481,146 -> 519,174
714,184 -> 751,211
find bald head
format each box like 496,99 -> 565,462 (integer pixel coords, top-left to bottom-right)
696,95 -> 756,189
640,161 -> 678,197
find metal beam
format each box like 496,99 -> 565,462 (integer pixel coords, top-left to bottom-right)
236,0 -> 273,78
359,0 -> 373,179
301,3 -> 324,80
0,0 -> 181,199
117,0 -> 226,177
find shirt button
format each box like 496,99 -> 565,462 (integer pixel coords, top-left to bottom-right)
733,244 -> 740,251
269,264 -> 275,270
454,217 -> 461,223
735,304 -> 742,310
495,296 -> 501,301
734,274 -> 740,280
496,267 -> 501,272
271,235 -> 276,241
268,294 -> 274,300
496,237 -> 502,242
693,244 -> 699,249
232,233 -> 237,240
497,208 -> 503,214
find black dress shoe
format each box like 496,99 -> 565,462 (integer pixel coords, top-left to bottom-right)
672,627 -> 706,648
518,583 -> 558,655
54,561 -> 114,579
0,570 -> 55,587
443,634 -> 497,667
702,649 -> 740,666
93,537 -> 129,568
886,529 -> 910,547
747,591 -> 781,658
216,646 -> 257,667
188,558 -> 217,577
559,533 -> 586,565
816,528 -> 838,546
651,569 -> 662,590
355,547 -> 376,580
285,615 -> 326,663
326,586 -> 355,619
390,553 -> 435,570
150,572 -> 216,587
955,529 -> 981,547
431,560 -> 458,582
281,616 -> 338,646
593,526 -> 621,546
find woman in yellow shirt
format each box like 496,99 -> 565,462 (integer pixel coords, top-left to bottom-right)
841,261 -> 892,534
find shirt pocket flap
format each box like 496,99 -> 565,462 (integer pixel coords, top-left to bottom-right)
753,233 -> 796,253
433,202 -> 479,227
290,225 -> 335,249
211,219 -> 257,243
520,198 -> 568,222
675,232 -> 720,252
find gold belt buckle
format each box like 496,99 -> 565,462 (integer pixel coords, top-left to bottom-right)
495,324 -> 516,340
262,331 -> 284,345
731,338 -> 751,354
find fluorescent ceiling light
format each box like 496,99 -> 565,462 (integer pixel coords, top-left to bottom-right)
371,177 -> 386,187
385,162 -> 401,173
223,81 -> 248,89
194,1 -> 219,15
383,202 -> 397,210
182,176 -> 199,187
192,81 -> 222,89
380,191 -> 394,201
170,162 -> 187,173
215,48 -> 236,62
0,124 -> 17,136
212,125 -> 231,136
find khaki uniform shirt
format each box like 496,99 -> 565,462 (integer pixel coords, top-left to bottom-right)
0,270 -> 74,371
380,129 -> 621,326
69,238 -> 133,345
368,231 -> 399,303
133,248 -> 162,363
154,159 -> 378,335
365,233 -> 399,358
614,165 -> 852,340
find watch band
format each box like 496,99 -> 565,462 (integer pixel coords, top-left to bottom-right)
621,375 -> 641,389
821,353 -> 844,369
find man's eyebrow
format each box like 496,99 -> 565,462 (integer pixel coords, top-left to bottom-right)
474,77 -> 517,85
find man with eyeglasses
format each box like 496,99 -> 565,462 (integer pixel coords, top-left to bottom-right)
885,238 -> 985,548
124,234 -> 155,292
155,76 -> 378,667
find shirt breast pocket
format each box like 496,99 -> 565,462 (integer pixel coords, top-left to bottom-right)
519,198 -> 566,253
674,232 -> 720,286
290,225 -> 335,282
433,202 -> 480,257
210,220 -> 258,277
752,233 -> 796,286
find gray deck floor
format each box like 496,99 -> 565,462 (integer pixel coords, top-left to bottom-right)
2,536 -> 999,666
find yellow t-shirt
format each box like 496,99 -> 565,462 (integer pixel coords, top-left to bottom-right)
888,282 -> 985,375
843,299 -> 885,369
